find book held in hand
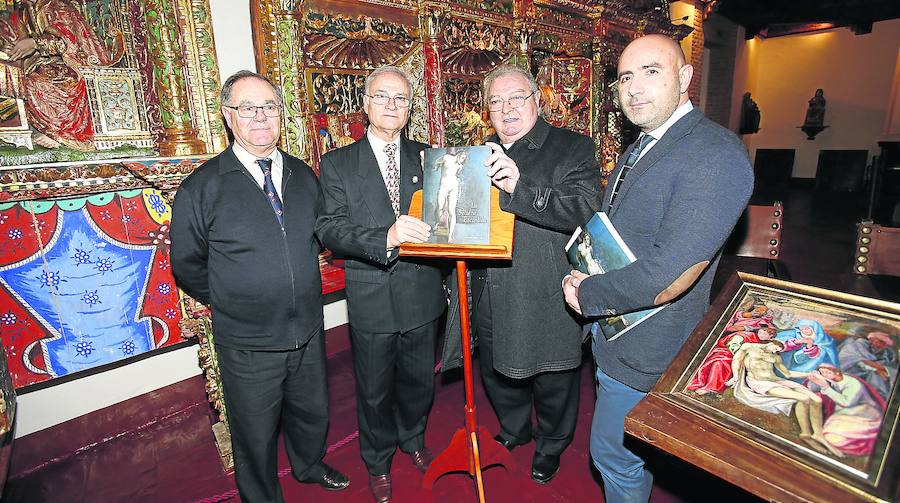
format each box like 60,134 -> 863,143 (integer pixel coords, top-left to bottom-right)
422,146 -> 492,245
566,211 -> 665,342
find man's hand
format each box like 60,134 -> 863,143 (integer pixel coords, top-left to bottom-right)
563,270 -> 589,315
484,142 -> 520,194
10,38 -> 37,61
387,215 -> 431,248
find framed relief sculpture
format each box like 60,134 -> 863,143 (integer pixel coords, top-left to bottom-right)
626,273 -> 900,503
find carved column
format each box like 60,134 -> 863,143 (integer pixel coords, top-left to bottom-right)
142,0 -> 206,157
512,0 -> 534,69
422,9 -> 446,147
591,35 -> 607,178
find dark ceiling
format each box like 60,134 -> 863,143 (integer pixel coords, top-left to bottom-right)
714,0 -> 900,38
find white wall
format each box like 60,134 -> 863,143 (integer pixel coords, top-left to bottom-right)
732,20 -> 900,178
16,300 -> 347,438
15,2 -> 351,439
208,0 -> 257,80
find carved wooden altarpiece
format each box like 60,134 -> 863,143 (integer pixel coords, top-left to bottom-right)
0,0 -> 233,470
252,0 -> 691,185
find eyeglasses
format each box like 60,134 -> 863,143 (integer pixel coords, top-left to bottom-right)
366,93 -> 411,108
487,90 -> 537,112
224,103 -> 281,118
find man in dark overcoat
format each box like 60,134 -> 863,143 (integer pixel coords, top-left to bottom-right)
446,63 -> 601,484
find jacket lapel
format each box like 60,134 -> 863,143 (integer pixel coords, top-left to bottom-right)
609,109 -> 703,215
356,137 -> 396,226
603,141 -> 638,210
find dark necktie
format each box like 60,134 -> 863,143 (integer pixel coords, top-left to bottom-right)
383,143 -> 400,217
257,158 -> 284,226
608,133 -> 654,209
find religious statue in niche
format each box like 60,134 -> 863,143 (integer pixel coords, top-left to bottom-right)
0,0 -> 123,150
738,92 -> 760,135
800,88 -> 828,140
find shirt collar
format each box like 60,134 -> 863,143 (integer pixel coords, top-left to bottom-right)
366,129 -> 400,153
232,142 -> 282,172
646,100 -> 693,141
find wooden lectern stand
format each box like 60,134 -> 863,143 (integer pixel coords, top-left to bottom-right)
401,186 -> 516,502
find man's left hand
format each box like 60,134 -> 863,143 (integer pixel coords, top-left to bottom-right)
484,142 -> 519,194
563,270 -> 589,314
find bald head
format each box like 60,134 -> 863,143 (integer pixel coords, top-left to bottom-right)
622,34 -> 687,68
617,34 -> 693,132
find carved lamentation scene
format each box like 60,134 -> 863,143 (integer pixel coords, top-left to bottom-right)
307,70 -> 367,114
444,77 -> 482,119
0,0 -> 224,166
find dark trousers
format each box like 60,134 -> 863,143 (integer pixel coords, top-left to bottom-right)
216,331 -> 329,503
351,319 -> 438,475
474,286 -> 580,456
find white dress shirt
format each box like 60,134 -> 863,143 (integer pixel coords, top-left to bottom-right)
367,129 -> 401,188
232,142 -> 284,200
634,100 -> 694,163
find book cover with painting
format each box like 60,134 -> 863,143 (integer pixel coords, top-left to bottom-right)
566,212 -> 665,342
422,146 -> 492,245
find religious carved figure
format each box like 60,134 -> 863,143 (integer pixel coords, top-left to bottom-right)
803,88 -> 826,127
0,0 -> 122,150
739,92 -> 760,135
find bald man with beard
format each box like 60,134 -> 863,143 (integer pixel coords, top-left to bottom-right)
563,35 -> 753,502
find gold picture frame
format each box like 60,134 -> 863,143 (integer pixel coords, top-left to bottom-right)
626,272 -> 900,502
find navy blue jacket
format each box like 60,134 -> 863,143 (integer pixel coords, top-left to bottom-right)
579,108 -> 754,392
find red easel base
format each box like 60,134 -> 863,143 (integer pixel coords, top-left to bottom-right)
422,425 -> 517,489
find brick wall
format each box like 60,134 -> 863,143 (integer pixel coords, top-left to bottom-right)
688,2 -> 705,103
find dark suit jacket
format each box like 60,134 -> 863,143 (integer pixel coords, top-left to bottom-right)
578,108 -> 754,392
170,146 -> 324,350
315,135 -> 445,333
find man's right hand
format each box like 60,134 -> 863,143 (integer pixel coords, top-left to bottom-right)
387,215 -> 431,248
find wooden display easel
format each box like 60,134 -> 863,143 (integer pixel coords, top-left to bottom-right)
401,186 -> 516,502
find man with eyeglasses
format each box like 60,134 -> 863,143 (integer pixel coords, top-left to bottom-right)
316,65 -> 446,503
171,70 -> 349,503
444,63 -> 600,484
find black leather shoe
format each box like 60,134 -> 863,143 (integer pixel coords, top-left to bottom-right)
493,434 -> 526,451
369,473 -> 391,503
408,448 -> 434,473
531,453 -> 560,484
300,463 -> 350,491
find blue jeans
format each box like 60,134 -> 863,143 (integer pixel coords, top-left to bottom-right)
590,368 -> 653,503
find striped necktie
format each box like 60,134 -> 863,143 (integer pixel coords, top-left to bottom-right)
257,158 -> 284,226
608,133 -> 654,209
